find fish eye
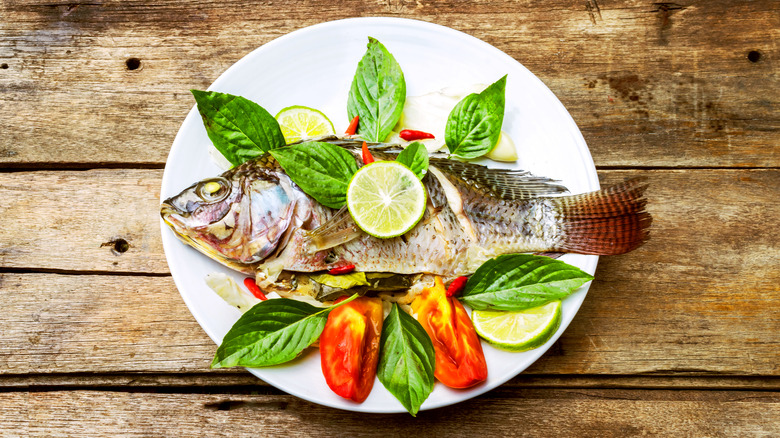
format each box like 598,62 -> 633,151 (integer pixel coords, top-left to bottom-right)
196,177 -> 230,203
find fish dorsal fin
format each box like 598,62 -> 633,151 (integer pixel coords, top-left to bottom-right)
429,158 -> 568,201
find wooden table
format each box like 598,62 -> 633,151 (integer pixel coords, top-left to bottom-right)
1,1 -> 778,435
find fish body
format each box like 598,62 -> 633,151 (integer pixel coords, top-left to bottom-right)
161,137 -> 650,301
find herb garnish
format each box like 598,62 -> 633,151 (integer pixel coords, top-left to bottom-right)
191,90 -> 285,166
395,141 -> 429,180
211,295 -> 357,368
445,75 -> 507,159
269,141 -> 360,209
347,37 -> 406,142
377,303 -> 436,416
460,254 -> 594,311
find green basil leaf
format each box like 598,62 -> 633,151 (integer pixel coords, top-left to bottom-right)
444,75 -> 507,159
191,90 -> 286,166
395,142 -> 429,180
347,37 -> 406,142
377,303 -> 435,416
460,254 -> 594,311
211,295 -> 357,368
269,141 -> 360,209
310,272 -> 370,289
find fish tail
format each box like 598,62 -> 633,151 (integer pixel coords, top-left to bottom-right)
552,177 -> 652,255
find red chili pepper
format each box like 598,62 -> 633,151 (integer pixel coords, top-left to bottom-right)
328,264 -> 356,275
345,115 -> 359,135
243,277 -> 267,300
361,141 -> 374,165
446,276 -> 468,297
399,129 -> 435,141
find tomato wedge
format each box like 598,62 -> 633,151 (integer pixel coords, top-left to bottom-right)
412,277 -> 488,388
320,296 -> 383,402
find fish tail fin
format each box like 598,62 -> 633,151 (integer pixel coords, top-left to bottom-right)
552,177 -> 652,255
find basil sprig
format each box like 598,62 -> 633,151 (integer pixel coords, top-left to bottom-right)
377,303 -> 435,416
460,254 -> 594,311
444,75 -> 507,159
191,90 -> 286,166
211,295 -> 357,368
395,142 -> 429,180
270,141 -> 360,209
347,37 -> 406,142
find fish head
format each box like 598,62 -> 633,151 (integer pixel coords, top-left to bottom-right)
161,162 -> 305,270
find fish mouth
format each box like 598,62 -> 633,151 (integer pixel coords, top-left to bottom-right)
160,201 -> 256,275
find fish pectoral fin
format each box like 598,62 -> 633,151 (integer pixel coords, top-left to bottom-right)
304,206 -> 363,253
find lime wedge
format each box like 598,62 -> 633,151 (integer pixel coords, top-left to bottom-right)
275,105 -> 335,144
471,300 -> 562,352
346,161 -> 426,239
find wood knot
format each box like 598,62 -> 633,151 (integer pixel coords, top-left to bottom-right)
125,58 -> 141,71
101,238 -> 129,255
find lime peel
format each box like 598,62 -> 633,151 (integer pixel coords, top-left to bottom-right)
346,161 -> 426,239
471,300 -> 562,352
275,105 -> 335,144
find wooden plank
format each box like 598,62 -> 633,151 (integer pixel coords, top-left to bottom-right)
0,1 -> 777,167
1,373 -> 778,392
0,169 -> 777,376
0,389 -> 777,437
0,265 -> 776,376
0,169 -> 168,273
2,168 -> 778,278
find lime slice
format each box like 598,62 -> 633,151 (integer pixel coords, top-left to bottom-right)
346,161 -> 426,239
275,106 -> 335,144
471,300 -> 562,352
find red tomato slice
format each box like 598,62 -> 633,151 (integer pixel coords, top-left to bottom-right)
412,277 -> 488,388
320,297 -> 383,402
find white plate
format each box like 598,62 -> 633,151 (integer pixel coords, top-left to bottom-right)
160,17 -> 599,413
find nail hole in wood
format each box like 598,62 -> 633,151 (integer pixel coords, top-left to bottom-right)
747,51 -> 761,63
0,64 -> 8,69
126,58 -> 141,70
113,238 -> 129,253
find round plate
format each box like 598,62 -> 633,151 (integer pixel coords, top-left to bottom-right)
160,17 -> 598,413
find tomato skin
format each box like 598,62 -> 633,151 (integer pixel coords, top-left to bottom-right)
412,277 -> 488,388
320,297 -> 383,402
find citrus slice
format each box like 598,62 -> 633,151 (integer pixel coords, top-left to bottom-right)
471,300 -> 562,352
275,106 -> 335,144
346,161 -> 426,239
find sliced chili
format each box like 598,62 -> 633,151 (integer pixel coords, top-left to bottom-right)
243,277 -> 268,300
345,115 -> 359,135
399,129 -> 435,141
446,276 -> 468,297
361,141 -> 374,165
328,264 -> 356,275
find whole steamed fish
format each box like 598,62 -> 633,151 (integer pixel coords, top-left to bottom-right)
161,137 -> 650,303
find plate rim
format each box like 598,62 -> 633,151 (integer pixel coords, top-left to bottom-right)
159,16 -> 599,414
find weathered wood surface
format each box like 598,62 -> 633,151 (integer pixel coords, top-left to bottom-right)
0,389 -> 777,437
0,169 -> 777,378
1,0 -> 778,434
0,0 -> 777,168
2,169 -> 777,280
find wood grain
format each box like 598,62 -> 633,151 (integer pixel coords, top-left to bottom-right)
0,169 -> 777,378
0,389 -> 777,437
0,256 -> 776,377
0,1 -> 777,167
0,169 -> 167,273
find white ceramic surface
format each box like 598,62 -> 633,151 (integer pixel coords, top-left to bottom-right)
160,17 -> 599,413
